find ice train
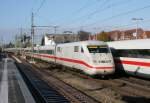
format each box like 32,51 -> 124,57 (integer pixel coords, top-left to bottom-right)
108,39 -> 150,78
23,40 -> 115,76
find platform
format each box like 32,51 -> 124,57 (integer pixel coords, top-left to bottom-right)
0,58 -> 35,103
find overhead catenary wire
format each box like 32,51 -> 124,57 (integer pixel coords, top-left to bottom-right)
76,0 -> 110,19
62,18 -> 150,33
20,0 -> 47,39
57,0 -> 104,26
82,4 -> 150,28
32,0 -> 100,29
85,0 -> 132,19
26,0 -> 150,35
62,0 -> 109,26
98,18 -> 150,31
34,0 -> 46,16
64,0 -> 132,27
72,0 -> 99,14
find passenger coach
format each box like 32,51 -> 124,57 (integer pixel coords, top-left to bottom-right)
108,39 -> 150,78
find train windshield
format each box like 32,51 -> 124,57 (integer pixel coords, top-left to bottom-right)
87,45 -> 109,53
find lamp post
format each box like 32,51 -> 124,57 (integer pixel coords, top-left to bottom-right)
132,18 -> 143,39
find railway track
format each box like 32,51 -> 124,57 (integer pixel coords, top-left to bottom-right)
14,56 -> 150,103
114,78 -> 150,94
14,56 -> 99,103
69,71 -> 150,97
29,60 -> 150,103
54,65 -> 150,97
70,70 -> 150,98
120,77 -> 150,88
15,62 -> 70,103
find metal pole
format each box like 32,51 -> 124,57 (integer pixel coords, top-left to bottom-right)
54,26 -> 59,34
31,12 -> 34,62
20,27 -> 23,55
132,18 -> 143,39
136,22 -> 138,39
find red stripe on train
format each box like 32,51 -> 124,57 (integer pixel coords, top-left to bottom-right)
116,59 -> 150,67
34,54 -> 113,69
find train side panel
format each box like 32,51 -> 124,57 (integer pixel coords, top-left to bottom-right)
108,39 -> 150,78
115,57 -> 150,78
55,43 -> 87,71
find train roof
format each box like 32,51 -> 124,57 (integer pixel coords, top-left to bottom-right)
57,40 -> 107,47
107,39 -> 150,49
38,45 -> 55,50
27,41 -> 107,50
5,48 -> 24,51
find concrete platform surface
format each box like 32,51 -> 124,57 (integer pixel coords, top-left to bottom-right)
0,58 -> 35,103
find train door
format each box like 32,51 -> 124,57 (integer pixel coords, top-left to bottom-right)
72,45 -> 82,69
54,45 -> 57,63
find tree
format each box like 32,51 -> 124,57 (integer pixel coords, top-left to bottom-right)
78,30 -> 90,41
24,42 -> 32,47
97,31 -> 109,42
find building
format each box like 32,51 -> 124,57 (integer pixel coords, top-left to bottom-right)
41,34 -> 78,45
107,28 -> 150,41
41,34 -> 56,45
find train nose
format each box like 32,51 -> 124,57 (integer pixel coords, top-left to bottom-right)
89,66 -> 115,75
101,69 -> 113,75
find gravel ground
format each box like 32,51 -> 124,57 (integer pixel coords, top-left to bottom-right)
34,62 -> 127,103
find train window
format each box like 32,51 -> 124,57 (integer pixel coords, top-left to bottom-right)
114,49 -> 150,58
74,46 -> 79,52
57,47 -> 61,52
46,50 -> 54,55
42,50 -> 44,53
27,50 -> 29,52
51,50 -> 54,54
87,45 -> 109,53
34,50 -> 38,53
40,50 -> 46,54
46,50 -> 49,54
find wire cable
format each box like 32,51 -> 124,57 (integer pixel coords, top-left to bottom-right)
82,4 -> 150,28
73,0 -> 102,14
34,0 -> 46,15
65,0 -> 132,27
62,0 -> 110,26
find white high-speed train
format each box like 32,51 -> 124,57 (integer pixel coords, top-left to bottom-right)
108,39 -> 150,78
24,40 -> 115,76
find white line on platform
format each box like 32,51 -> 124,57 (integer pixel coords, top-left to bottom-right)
0,59 -> 8,103
12,56 -> 22,63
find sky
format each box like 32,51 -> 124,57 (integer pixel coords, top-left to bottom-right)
1,0 -> 150,43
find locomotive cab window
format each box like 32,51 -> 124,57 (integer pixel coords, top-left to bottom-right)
87,45 -> 109,53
